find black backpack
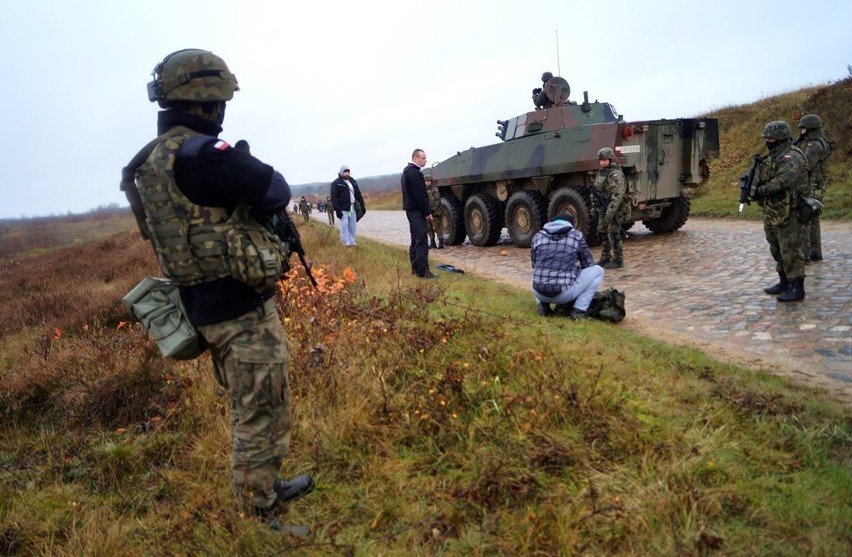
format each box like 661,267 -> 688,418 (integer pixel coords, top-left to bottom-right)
587,288 -> 626,323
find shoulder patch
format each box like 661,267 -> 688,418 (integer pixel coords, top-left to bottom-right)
213,140 -> 230,151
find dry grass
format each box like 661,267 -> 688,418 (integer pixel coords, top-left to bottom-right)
0,220 -> 850,556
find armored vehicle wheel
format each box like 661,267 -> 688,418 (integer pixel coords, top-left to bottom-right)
547,187 -> 592,237
642,193 -> 691,233
465,193 -> 504,246
505,190 -> 548,247
440,195 -> 466,246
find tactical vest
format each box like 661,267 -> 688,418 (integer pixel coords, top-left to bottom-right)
757,143 -> 806,225
134,126 -> 287,292
593,166 -> 631,221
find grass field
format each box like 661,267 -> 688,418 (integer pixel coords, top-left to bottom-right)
0,220 -> 849,556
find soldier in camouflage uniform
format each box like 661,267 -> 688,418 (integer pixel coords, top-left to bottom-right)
325,196 -> 336,226
795,114 -> 832,263
754,120 -> 808,302
591,147 -> 630,269
424,173 -> 444,249
298,196 -> 310,223
132,49 -> 313,524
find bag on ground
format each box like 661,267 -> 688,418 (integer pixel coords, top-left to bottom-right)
122,276 -> 205,360
587,288 -> 626,323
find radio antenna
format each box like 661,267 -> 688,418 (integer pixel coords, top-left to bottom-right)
555,29 -> 561,76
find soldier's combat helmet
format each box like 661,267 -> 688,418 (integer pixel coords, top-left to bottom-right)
541,71 -> 553,82
761,120 -> 791,141
797,114 -> 823,130
597,147 -> 616,160
147,49 -> 239,106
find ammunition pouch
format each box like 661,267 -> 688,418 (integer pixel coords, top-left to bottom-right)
123,277 -> 205,360
797,195 -> 823,223
225,224 -> 289,293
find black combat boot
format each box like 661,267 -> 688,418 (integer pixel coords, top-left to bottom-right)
777,279 -> 805,303
537,302 -> 553,316
596,254 -> 611,266
429,240 -> 437,249
604,259 -> 623,269
569,308 -> 592,320
763,273 -> 789,295
436,241 -> 444,249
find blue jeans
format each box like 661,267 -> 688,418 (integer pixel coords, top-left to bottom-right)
338,210 -> 357,246
532,265 -> 604,311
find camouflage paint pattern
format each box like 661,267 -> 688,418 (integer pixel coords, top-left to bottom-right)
427,77 -> 720,247
197,298 -> 291,510
154,49 -> 239,103
135,127 -> 287,292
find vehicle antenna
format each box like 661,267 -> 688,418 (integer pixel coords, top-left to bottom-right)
555,29 -> 561,76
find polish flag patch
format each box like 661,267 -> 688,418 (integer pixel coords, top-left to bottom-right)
214,140 -> 230,151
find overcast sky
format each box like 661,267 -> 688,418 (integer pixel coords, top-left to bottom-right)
0,0 -> 849,219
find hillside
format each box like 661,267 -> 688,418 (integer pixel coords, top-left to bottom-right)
694,76 -> 851,219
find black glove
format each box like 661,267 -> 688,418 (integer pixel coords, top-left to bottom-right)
336,211 -> 343,219
753,186 -> 764,199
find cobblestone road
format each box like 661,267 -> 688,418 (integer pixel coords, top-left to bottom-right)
320,212 -> 852,404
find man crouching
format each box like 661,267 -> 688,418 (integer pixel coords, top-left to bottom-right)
530,213 -> 604,319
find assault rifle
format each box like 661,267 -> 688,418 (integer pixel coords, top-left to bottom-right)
738,153 -> 763,212
259,209 -> 317,288
234,141 -> 316,288
590,187 -> 628,240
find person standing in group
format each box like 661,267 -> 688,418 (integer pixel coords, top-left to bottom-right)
401,149 -> 437,279
754,120 -> 808,302
325,195 -> 336,226
330,165 -> 365,247
128,48 -> 313,526
530,213 -> 604,319
298,196 -> 310,223
424,172 -> 444,249
795,113 -> 832,263
592,147 -> 630,269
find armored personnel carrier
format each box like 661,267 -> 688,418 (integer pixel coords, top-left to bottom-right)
429,76 -> 719,247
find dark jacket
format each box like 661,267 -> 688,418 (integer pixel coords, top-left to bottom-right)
330,175 -> 365,215
401,162 -> 431,215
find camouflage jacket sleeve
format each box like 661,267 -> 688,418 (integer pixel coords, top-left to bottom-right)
605,169 -> 628,218
801,139 -> 825,174
760,149 -> 805,198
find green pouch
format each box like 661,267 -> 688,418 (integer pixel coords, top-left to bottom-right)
123,277 -> 205,360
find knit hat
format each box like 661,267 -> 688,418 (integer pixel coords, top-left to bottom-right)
552,213 -> 574,225
339,165 -> 350,174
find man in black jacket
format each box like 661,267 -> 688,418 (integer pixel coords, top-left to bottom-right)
330,165 -> 365,246
401,149 -> 436,278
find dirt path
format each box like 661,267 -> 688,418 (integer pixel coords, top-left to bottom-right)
322,212 -> 852,405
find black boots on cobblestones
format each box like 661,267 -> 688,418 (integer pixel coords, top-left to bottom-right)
763,274 -> 789,295
777,279 -> 805,303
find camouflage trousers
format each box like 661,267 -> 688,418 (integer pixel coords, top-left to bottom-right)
426,210 -> 444,246
197,298 -> 291,510
763,216 -> 805,281
597,220 -> 623,262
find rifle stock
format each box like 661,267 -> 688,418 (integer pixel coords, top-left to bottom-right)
738,153 -> 763,212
